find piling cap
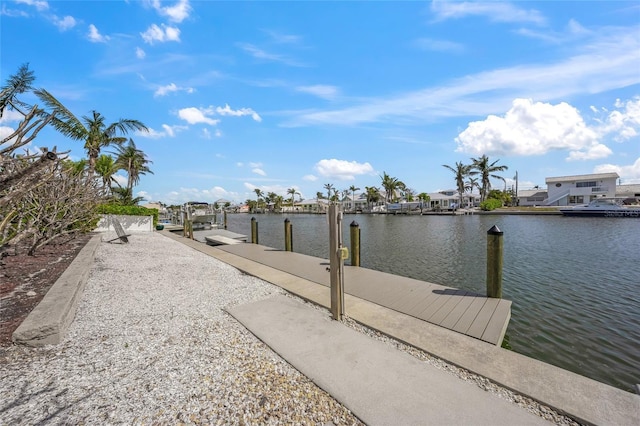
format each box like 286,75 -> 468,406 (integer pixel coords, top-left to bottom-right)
487,225 -> 503,235
350,220 -> 359,227
284,218 -> 290,223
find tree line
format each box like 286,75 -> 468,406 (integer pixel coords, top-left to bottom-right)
0,64 -> 152,257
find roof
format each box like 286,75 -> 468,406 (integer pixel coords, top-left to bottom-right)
517,190 -> 547,197
545,172 -> 619,184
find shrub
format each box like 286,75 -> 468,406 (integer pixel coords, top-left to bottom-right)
480,198 -> 502,211
96,204 -> 159,226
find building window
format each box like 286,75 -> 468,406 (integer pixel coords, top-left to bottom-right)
576,181 -> 597,188
569,196 -> 584,204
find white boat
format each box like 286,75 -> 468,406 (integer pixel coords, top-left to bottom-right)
560,199 -> 640,218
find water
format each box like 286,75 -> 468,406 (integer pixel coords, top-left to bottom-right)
224,213 -> 640,392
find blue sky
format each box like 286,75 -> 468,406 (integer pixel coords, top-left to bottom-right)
2,0 -> 639,205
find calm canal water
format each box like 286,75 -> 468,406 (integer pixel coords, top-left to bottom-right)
224,213 -> 640,392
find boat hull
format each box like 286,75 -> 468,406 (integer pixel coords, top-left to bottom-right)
560,209 -> 640,218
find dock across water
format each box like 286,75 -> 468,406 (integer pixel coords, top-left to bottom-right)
216,243 -> 511,346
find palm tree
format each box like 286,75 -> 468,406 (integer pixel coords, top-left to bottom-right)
470,155 -> 508,202
287,187 -> 299,210
443,161 -> 471,208
380,172 -> 404,203
365,186 -> 380,212
417,192 -> 431,213
323,183 -> 334,203
253,188 -> 264,212
94,154 -> 118,193
34,89 -> 148,177
348,185 -> 360,212
113,139 -> 153,194
465,176 -> 479,208
0,63 -> 35,118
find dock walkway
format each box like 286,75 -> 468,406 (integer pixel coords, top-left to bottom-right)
217,243 -> 511,346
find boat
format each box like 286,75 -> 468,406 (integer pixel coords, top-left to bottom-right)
560,198 -> 640,218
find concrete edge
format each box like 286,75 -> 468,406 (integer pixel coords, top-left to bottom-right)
12,233 -> 102,346
159,231 -> 640,426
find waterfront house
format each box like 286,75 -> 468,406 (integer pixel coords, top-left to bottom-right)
517,189 -> 548,207
544,172 -> 619,206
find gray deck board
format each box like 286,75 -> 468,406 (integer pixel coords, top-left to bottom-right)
217,243 -> 511,345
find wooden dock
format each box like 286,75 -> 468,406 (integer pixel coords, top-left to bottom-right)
217,243 -> 511,346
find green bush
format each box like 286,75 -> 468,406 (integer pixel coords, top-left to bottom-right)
96,204 -> 159,226
479,198 -> 502,211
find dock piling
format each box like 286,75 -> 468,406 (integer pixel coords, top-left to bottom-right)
284,218 -> 293,252
350,220 -> 360,267
486,225 -> 504,298
251,217 -> 259,244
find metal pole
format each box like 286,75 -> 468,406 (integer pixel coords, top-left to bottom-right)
350,220 -> 360,267
251,217 -> 258,244
284,218 -> 293,251
223,211 -> 227,229
486,225 -> 504,298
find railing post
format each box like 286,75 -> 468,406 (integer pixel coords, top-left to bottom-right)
350,220 -> 360,267
251,217 -> 258,244
284,218 -> 293,252
223,211 -> 228,229
486,225 -> 504,298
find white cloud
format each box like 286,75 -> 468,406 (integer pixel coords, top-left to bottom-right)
594,157 -> 640,184
593,97 -> 640,141
314,159 -> 375,181
455,98 -> 607,160
149,0 -> 191,23
236,42 -> 306,67
16,0 -> 48,11
214,129 -> 222,137
303,174 -> 318,182
136,47 -> 146,59
53,15 -> 75,31
202,128 -> 211,139
136,124 -> 186,139
263,30 -> 302,44
177,107 -> 219,125
296,85 -> 340,100
159,185 -> 239,205
141,24 -> 180,45
430,0 -> 546,25
249,162 -> 263,168
154,83 -> 195,97
215,104 -> 262,122
413,38 -> 464,53
88,24 -> 109,43
286,26 -> 639,127
0,126 -> 15,141
113,174 -> 127,187
252,168 -> 267,176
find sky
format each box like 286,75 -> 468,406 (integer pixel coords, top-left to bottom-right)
1,0 -> 639,205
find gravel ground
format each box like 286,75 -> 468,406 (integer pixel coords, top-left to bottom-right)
0,232 -> 580,425
0,232 -> 362,425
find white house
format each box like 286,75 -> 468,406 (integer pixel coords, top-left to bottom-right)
544,172 -> 619,206
517,189 -> 548,207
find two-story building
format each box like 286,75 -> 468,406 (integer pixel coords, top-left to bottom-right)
544,172 -> 619,206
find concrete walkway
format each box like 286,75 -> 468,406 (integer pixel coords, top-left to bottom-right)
228,294 -> 549,425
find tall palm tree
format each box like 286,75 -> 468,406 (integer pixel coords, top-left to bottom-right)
113,139 -> 153,194
465,176 -> 479,208
287,187 -> 299,209
348,185 -> 360,212
443,161 -> 471,208
380,172 -> 404,203
34,89 -> 148,177
470,155 -> 508,202
323,183 -> 334,203
253,188 -> 264,211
